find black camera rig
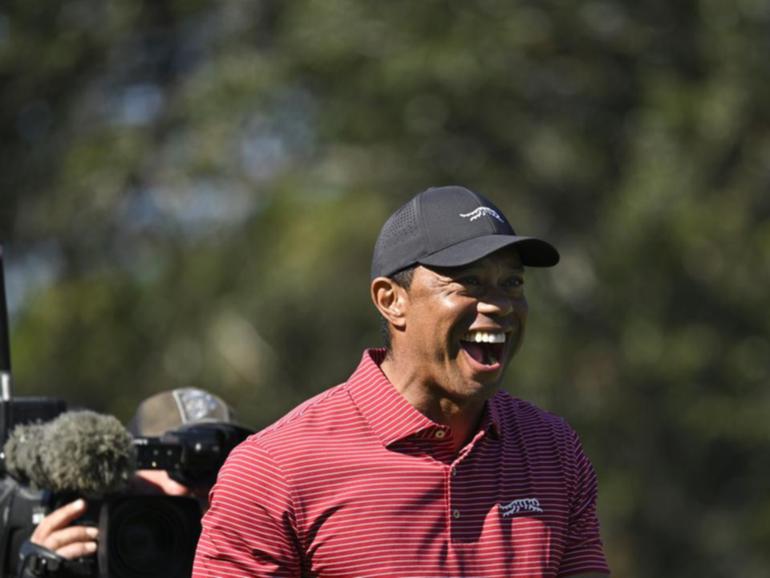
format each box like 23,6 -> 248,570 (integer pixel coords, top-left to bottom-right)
0,246 -> 251,578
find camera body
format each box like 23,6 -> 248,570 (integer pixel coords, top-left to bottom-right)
133,420 -> 252,489
1,477 -> 204,578
0,397 -> 249,578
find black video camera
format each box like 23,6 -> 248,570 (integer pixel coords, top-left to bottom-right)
0,396 -> 251,578
133,420 -> 252,490
0,244 -> 252,578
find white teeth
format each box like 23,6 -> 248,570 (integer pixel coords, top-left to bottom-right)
462,331 -> 506,343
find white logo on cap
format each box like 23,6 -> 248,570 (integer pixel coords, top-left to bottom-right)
174,387 -> 222,423
459,207 -> 505,223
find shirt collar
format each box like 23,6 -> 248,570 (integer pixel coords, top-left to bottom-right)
346,349 -> 438,448
346,349 -> 503,447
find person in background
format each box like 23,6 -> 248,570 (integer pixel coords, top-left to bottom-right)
20,387 -> 243,575
194,186 -> 610,577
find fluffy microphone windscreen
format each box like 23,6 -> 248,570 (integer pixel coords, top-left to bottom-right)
4,411 -> 137,496
3,422 -> 47,485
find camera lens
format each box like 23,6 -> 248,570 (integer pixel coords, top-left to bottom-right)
99,496 -> 201,578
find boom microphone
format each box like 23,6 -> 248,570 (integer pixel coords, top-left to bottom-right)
0,244 -> 12,380
3,410 -> 137,495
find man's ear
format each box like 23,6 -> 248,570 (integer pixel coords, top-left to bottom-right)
371,276 -> 408,330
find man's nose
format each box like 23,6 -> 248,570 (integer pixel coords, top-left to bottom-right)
476,288 -> 515,317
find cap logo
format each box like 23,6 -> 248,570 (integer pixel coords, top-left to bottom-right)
174,388 -> 223,423
459,206 -> 505,223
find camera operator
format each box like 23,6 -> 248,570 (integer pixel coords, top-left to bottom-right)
18,387 -> 245,578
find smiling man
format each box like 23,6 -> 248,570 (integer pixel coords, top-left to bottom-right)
193,186 -> 610,577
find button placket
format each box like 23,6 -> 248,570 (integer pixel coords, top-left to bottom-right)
447,441 -> 480,538
448,458 -> 463,531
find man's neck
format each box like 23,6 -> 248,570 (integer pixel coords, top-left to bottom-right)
380,356 -> 489,454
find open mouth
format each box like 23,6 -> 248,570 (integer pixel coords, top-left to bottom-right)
460,330 -> 507,367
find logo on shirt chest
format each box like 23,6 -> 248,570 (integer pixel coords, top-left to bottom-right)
499,497 -> 544,517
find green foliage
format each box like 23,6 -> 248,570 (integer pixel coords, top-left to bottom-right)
2,1 -> 769,575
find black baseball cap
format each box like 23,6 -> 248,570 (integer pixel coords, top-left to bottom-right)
371,185 -> 559,279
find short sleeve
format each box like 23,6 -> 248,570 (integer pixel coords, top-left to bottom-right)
556,427 -> 611,577
192,442 -> 303,577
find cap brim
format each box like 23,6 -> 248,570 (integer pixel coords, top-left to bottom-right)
418,235 -> 559,269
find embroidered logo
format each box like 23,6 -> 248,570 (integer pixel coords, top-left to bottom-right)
459,206 -> 505,223
174,388 -> 223,423
499,497 -> 544,517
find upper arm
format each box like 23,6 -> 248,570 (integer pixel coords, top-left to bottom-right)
556,426 -> 611,577
192,443 -> 302,577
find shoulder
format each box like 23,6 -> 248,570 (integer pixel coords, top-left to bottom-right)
491,392 -> 599,492
490,391 -> 586,463
229,381 -> 358,464
492,390 -> 575,436
258,382 -> 352,437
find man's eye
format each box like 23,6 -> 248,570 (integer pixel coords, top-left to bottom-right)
503,277 -> 524,289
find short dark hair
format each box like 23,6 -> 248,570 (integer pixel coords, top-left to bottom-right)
380,266 -> 415,351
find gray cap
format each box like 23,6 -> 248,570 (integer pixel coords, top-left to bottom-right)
128,387 -> 240,436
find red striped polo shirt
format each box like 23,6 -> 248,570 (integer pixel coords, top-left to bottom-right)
193,349 -> 609,577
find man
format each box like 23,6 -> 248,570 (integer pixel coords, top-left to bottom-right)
20,387 -> 244,576
194,186 -> 610,577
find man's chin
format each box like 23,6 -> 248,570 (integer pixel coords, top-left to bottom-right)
456,351 -> 508,395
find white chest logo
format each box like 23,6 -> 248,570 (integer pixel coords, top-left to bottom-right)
459,206 -> 505,223
499,497 -> 544,517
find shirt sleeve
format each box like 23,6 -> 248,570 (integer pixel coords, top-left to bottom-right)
192,442 -> 303,577
556,427 -> 611,577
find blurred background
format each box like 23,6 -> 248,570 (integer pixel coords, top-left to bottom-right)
1,1 -> 769,575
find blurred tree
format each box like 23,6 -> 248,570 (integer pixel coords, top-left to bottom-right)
1,1 -> 769,576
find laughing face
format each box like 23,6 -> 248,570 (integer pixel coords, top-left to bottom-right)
394,248 -> 527,403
